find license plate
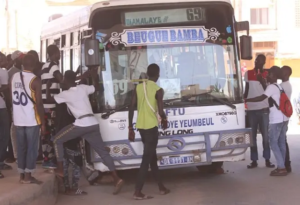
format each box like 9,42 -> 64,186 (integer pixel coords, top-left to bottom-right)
159,156 -> 194,166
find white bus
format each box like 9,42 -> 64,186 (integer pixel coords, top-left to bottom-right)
41,0 -> 253,174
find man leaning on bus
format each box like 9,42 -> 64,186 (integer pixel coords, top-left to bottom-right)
244,54 -> 275,169
128,64 -> 170,200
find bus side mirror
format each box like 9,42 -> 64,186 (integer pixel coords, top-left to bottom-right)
83,39 -> 100,67
240,35 -> 252,60
235,21 -> 252,60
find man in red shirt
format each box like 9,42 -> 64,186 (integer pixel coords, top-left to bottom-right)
244,54 -> 275,169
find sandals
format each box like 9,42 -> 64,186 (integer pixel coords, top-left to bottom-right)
20,177 -> 43,185
133,195 -> 154,200
0,171 -> 4,179
113,179 -> 124,195
270,169 -> 287,176
0,164 -> 12,170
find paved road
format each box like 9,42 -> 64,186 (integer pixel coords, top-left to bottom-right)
57,132 -> 300,205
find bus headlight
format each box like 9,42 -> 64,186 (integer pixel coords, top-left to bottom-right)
113,146 -> 120,153
122,148 -> 129,155
214,132 -> 251,148
227,138 -> 234,145
235,137 -> 244,144
94,144 -> 135,158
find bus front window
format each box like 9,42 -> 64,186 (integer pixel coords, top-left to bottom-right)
91,3 -> 242,112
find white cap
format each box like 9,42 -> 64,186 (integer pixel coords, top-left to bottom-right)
11,50 -> 24,61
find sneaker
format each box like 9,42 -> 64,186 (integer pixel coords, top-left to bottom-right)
42,161 -> 57,169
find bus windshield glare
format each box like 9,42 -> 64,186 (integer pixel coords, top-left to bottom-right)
90,3 -> 243,111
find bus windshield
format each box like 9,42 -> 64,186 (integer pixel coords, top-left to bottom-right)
90,3 -> 243,111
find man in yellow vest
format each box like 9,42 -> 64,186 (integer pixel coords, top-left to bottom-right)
128,63 -> 169,200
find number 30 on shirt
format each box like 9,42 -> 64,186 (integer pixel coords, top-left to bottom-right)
13,91 -> 28,106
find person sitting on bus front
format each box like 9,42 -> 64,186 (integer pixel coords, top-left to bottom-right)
128,63 -> 170,200
244,54 -> 275,169
45,69 -> 124,195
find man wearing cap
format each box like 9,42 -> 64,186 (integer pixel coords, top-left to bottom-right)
8,51 -> 24,80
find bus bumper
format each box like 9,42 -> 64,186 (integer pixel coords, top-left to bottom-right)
90,128 -> 252,171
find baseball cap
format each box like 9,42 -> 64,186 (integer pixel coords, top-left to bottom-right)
11,50 -> 24,61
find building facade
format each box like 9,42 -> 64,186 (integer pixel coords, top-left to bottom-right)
234,0 -> 300,76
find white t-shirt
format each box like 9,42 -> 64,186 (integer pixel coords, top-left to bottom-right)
244,70 -> 269,110
0,68 -> 8,109
280,81 -> 292,121
264,83 -> 285,124
54,85 -> 98,127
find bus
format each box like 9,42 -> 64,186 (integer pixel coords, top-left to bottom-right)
41,0 -> 253,174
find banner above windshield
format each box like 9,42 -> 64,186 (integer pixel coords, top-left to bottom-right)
109,26 -> 220,47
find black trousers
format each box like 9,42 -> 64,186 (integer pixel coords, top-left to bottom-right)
135,127 -> 163,191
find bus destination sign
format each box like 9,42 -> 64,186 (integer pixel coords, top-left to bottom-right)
109,26 -> 220,47
123,8 -> 206,27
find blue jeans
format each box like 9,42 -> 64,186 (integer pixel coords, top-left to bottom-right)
0,108 -> 10,164
248,109 -> 271,161
16,125 -> 40,173
269,122 -> 287,169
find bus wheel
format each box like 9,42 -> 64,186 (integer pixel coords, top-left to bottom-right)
196,162 -> 224,175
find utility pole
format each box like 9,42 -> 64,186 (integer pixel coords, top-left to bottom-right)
5,0 -> 9,54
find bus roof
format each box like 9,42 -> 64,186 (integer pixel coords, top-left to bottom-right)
41,0 -> 232,39
41,6 -> 91,39
91,0 -> 232,11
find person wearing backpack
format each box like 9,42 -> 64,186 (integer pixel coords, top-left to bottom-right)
246,66 -> 293,176
280,66 -> 293,172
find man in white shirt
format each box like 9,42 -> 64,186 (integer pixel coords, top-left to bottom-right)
244,55 -> 274,169
0,52 -> 12,177
46,69 -> 124,195
246,66 -> 288,176
280,66 -> 292,172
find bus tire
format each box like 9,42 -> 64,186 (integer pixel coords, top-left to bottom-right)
196,162 -> 224,175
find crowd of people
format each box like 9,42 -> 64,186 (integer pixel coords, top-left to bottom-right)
244,54 -> 292,176
0,45 -> 124,196
0,47 -> 295,199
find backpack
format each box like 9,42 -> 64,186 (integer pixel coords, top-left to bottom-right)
271,84 -> 293,118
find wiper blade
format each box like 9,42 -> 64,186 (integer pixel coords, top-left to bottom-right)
101,104 -> 129,119
186,92 -> 236,110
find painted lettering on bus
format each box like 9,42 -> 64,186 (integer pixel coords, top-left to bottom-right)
160,129 -> 193,136
165,108 -> 185,116
133,117 -> 214,131
180,118 -> 214,127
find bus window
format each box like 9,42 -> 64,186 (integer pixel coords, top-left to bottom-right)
60,50 -> 64,73
61,35 -> 66,48
70,32 -> 74,46
70,49 -> 74,71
